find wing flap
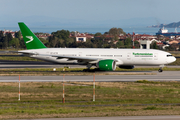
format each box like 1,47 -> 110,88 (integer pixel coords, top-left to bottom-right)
53,55 -> 124,65
54,55 -> 98,61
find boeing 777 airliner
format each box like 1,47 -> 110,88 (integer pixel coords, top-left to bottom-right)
18,22 -> 176,72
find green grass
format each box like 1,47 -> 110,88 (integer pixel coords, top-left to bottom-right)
1,81 -> 180,119
143,106 -> 168,110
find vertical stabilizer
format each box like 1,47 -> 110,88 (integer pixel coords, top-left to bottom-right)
18,22 -> 47,49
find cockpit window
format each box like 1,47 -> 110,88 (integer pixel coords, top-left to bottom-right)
167,54 -> 173,57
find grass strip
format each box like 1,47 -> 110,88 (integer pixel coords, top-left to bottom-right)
0,81 -> 180,119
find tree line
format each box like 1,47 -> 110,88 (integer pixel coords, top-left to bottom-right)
0,31 -> 25,49
42,28 -> 139,49
0,28 -> 137,50
1,27 -> 177,50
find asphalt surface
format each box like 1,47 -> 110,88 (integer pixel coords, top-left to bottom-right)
0,71 -> 179,82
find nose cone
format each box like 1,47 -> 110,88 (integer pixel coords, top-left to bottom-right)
172,56 -> 177,63
167,56 -> 176,64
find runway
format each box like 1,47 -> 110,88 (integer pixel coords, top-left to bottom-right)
0,71 -> 179,82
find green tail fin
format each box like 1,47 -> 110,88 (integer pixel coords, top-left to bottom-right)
18,22 -> 47,49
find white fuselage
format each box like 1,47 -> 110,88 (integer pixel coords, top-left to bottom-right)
19,48 -> 176,66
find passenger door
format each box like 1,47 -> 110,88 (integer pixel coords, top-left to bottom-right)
154,53 -> 158,60
127,53 -> 131,60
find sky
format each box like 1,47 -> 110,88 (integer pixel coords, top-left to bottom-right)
0,0 -> 180,28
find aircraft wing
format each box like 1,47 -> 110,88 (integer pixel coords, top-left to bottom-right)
16,51 -> 98,61
49,54 -> 123,65
16,51 -> 123,65
53,55 -> 98,61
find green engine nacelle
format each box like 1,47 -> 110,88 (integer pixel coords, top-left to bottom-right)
97,59 -> 116,71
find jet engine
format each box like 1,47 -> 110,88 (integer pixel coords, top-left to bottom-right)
97,59 -> 116,71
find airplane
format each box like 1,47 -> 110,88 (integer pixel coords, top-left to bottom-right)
17,22 -> 176,72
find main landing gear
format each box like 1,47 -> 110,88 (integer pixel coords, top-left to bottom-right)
83,64 -> 93,72
83,64 -> 100,72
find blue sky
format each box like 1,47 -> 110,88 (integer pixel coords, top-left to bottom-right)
0,0 -> 180,27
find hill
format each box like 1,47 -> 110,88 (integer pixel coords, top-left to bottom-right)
150,21 -> 180,28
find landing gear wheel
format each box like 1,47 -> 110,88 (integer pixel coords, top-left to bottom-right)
158,68 -> 163,72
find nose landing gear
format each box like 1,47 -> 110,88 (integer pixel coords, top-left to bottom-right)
158,67 -> 163,72
158,65 -> 164,72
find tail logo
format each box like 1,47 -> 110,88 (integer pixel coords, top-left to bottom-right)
26,36 -> 34,43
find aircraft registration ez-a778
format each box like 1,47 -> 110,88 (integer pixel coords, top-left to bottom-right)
18,22 -> 176,72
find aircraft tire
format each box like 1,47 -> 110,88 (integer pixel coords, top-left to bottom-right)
158,69 -> 163,72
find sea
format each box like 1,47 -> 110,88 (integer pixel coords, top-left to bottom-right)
0,26 -> 180,35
